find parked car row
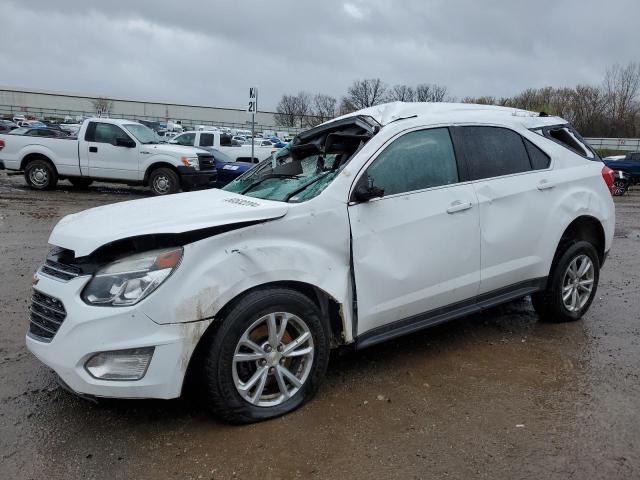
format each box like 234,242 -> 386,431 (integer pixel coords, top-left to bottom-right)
0,118 -> 256,195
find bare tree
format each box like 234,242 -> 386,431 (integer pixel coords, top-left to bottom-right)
461,96 -> 497,105
312,93 -> 337,124
603,62 -> 640,136
387,84 -> 415,102
92,97 -> 113,116
346,79 -> 387,109
415,83 -> 448,102
569,85 -> 607,136
338,97 -> 357,116
275,91 -> 313,127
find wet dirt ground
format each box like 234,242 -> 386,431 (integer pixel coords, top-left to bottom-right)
0,171 -> 638,480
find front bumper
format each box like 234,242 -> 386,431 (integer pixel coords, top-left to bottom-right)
177,167 -> 217,188
26,272 -> 212,399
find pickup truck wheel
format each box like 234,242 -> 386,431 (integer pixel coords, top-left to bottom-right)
203,288 -> 330,424
532,241 -> 600,323
149,168 -> 179,195
24,159 -> 58,190
69,178 -> 93,189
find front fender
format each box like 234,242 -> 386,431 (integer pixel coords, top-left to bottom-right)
138,201 -> 355,342
141,154 -> 181,180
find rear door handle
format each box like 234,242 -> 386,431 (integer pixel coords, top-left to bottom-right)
447,200 -> 473,214
537,180 -> 555,190
89,146 -> 98,153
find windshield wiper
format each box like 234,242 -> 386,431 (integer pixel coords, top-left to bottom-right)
240,173 -> 300,195
284,171 -> 333,201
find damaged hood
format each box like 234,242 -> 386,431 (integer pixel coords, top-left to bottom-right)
49,189 -> 288,257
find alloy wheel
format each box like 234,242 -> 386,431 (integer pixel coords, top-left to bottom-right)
232,312 -> 314,407
562,254 -> 595,312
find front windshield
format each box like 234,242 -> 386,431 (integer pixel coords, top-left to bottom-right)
124,124 -> 159,144
223,117 -> 376,203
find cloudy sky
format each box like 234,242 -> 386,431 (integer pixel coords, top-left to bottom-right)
1,0 -> 638,111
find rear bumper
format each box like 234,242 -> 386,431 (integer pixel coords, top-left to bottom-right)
177,167 -> 217,188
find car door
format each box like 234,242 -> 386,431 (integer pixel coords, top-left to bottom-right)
456,126 -> 557,295
84,122 -> 140,180
349,127 -> 481,336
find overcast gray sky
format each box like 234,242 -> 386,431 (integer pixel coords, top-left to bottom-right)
1,0 -> 638,111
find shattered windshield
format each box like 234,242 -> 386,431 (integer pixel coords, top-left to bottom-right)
223,148 -> 344,202
223,117 -> 375,202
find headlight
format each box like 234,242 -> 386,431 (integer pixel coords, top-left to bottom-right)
181,156 -> 199,170
82,247 -> 183,306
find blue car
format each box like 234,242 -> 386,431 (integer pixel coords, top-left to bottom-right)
269,137 -> 288,149
199,148 -> 256,187
603,151 -> 640,195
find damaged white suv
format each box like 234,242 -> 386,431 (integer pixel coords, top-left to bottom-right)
27,103 -> 615,423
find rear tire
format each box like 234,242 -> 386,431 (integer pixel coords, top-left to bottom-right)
202,288 -> 330,424
69,178 -> 93,189
24,159 -> 58,190
149,167 -> 180,195
532,241 -> 600,323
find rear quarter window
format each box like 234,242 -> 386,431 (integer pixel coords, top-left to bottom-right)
543,125 -> 598,160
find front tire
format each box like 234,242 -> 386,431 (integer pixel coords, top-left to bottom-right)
148,167 -> 180,195
203,288 -> 330,424
532,241 -> 600,323
24,159 -> 58,190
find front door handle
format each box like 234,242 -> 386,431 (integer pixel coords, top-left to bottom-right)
89,146 -> 98,153
537,180 -> 555,190
447,200 -> 473,214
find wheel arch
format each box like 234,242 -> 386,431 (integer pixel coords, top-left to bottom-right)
552,215 -> 606,270
181,280 -> 348,396
20,152 -> 57,172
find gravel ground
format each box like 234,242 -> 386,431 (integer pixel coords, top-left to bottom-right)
0,172 -> 638,480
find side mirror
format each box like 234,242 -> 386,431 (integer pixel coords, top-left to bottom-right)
352,174 -> 384,202
116,137 -> 136,148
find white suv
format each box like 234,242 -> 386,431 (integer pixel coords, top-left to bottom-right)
27,103 -> 615,423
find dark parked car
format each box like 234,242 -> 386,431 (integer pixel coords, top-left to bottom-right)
8,127 -> 69,138
0,120 -> 17,133
603,151 -> 640,195
198,147 -> 256,187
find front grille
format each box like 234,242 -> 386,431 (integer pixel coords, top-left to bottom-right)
29,290 -> 67,342
40,259 -> 81,281
198,154 -> 215,170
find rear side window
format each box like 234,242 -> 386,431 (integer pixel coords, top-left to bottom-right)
545,126 -> 595,159
460,126 -> 531,180
200,133 -> 214,147
173,133 -> 195,146
365,127 -> 459,196
524,138 -> 551,170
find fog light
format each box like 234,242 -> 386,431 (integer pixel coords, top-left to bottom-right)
85,347 -> 154,381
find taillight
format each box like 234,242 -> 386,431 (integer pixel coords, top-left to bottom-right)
601,165 -> 615,194
0,139 -> 4,150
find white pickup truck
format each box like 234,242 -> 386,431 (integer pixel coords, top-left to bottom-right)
170,130 -> 276,164
0,118 -> 217,195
